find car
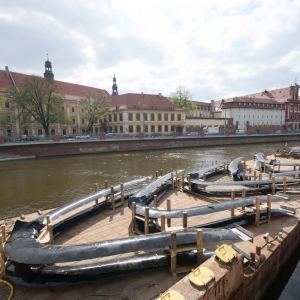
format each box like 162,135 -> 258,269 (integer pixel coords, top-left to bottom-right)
120,133 -> 131,138
76,134 -> 90,139
106,133 -> 118,138
4,136 -> 14,142
149,132 -> 162,137
187,132 -> 198,136
23,135 -> 39,141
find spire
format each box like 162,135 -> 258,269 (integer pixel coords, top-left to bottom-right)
112,74 -> 118,96
44,55 -> 54,80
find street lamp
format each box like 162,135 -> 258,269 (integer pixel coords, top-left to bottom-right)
141,92 -> 145,133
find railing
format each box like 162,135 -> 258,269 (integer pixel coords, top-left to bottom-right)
1,130 -> 299,143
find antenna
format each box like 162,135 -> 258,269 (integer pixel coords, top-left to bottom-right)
47,53 -> 49,61
296,77 -> 297,84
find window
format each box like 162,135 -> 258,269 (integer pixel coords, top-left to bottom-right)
165,125 -> 168,132
82,119 -> 84,124
171,114 -> 174,121
51,129 -> 55,135
61,107 -> 64,111
143,113 -> 148,121
128,113 -> 133,121
119,114 -> 123,121
129,125 -> 133,133
136,125 -> 141,132
136,113 -> 140,121
158,125 -> 162,132
114,126 -> 117,132
144,125 -> 148,132
72,118 -> 75,124
151,125 -> 155,132
109,126 -> 113,132
151,113 -> 155,121
158,114 -> 161,121
177,114 -> 181,121
244,103 -> 246,106
164,114 -> 168,121
38,129 -> 42,135
114,114 -> 117,122
81,108 -> 84,113
5,101 -> 9,109
109,115 -> 112,122
72,107 -> 75,112
171,125 -> 175,131
63,129 -> 66,135
120,126 -> 123,132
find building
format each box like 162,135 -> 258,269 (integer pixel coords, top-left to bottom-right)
108,93 -> 185,135
242,85 -> 300,131
190,100 -> 214,118
214,97 -> 285,133
0,59 -> 184,137
214,84 -> 300,133
0,60 -> 110,137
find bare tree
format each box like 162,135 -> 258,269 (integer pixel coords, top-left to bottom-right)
8,76 -> 67,135
78,91 -> 111,133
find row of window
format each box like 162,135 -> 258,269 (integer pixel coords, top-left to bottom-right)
197,106 -> 211,110
237,102 -> 284,108
126,113 -> 181,122
109,125 -> 176,133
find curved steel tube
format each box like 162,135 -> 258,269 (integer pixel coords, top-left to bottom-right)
44,177 -> 148,224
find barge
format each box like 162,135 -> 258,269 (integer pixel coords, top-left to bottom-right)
1,153 -> 300,299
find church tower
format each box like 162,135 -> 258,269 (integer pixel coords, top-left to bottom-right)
44,55 -> 54,80
112,74 -> 118,96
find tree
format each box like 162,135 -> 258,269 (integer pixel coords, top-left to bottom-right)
0,93 -> 8,129
169,86 -> 197,116
8,76 -> 67,136
78,91 -> 111,133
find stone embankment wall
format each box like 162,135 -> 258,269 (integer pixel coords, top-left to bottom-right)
0,134 -> 299,158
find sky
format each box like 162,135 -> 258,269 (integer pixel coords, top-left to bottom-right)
0,0 -> 300,102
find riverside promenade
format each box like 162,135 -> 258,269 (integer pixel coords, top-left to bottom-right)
0,133 -> 298,159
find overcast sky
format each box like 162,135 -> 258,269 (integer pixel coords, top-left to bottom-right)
1,0 -> 300,102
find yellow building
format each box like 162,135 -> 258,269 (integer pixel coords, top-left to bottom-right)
108,93 -> 185,135
0,63 -> 184,138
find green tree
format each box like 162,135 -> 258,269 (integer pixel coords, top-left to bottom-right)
78,91 -> 111,133
169,86 -> 197,116
8,76 -> 67,136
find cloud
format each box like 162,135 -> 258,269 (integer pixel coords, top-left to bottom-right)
0,0 -> 299,101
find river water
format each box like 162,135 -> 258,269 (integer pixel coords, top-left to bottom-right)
1,140 -> 300,298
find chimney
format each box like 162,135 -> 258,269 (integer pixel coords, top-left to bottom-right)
158,93 -> 162,98
5,66 -> 9,77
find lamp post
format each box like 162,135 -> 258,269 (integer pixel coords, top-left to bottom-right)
141,92 -> 145,133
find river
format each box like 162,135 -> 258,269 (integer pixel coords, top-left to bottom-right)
1,140 -> 300,298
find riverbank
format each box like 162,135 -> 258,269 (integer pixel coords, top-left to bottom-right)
0,133 -> 299,158
0,151 -> 35,162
